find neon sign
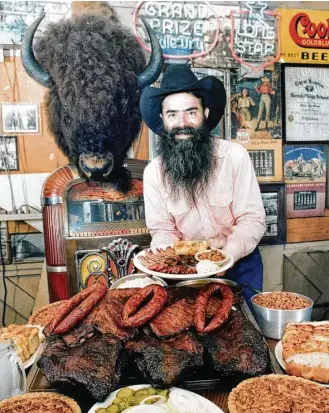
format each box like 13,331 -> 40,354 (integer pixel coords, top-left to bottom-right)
133,1 -> 219,60
229,1 -> 281,72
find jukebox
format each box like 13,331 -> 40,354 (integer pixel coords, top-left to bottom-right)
42,159 -> 151,302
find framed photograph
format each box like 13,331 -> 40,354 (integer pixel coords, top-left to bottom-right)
1,103 -> 40,134
0,136 -> 19,171
282,65 -> 329,142
260,184 -> 285,245
11,232 -> 45,263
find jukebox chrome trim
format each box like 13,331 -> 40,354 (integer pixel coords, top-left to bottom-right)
42,196 -> 63,206
47,265 -> 67,272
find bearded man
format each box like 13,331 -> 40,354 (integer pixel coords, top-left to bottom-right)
140,64 -> 265,305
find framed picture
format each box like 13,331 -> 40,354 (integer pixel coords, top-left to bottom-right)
238,138 -> 283,183
230,65 -> 282,141
11,232 -> 45,263
284,144 -> 326,184
260,184 -> 285,245
282,65 -> 329,142
1,103 -> 40,134
0,136 -> 19,171
286,182 -> 325,218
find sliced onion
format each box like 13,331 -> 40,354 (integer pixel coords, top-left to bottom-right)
140,395 -> 167,405
123,405 -> 167,413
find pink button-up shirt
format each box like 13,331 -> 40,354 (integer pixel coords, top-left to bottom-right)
143,139 -> 265,264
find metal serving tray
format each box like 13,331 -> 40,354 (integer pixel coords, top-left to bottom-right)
27,299 -> 282,413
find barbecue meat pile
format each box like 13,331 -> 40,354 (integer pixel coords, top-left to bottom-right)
38,334 -> 124,401
125,332 -> 203,387
37,283 -> 270,402
200,310 -> 269,377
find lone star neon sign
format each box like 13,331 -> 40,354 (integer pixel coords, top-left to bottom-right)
246,1 -> 268,22
229,2 -> 282,72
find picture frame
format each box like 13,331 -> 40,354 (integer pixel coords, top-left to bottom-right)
282,64 -> 329,143
238,138 -> 283,183
230,65 -> 282,141
1,103 -> 40,134
260,183 -> 286,245
0,135 -> 19,171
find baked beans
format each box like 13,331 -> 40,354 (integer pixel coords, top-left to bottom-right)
197,249 -> 226,262
252,292 -> 311,310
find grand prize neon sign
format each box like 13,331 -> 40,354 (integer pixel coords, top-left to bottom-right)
133,1 -> 220,60
230,1 -> 282,72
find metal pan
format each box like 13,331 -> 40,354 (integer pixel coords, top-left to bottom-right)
175,278 -> 244,295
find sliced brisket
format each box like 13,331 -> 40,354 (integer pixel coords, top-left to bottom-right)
125,332 -> 203,387
38,334 -> 124,401
200,311 -> 269,377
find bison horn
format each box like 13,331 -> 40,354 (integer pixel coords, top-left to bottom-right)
137,18 -> 163,89
21,13 -> 52,88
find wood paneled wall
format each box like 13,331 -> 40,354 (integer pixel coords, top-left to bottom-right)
0,56 -> 68,174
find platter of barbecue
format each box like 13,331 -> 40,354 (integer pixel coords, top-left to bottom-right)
275,321 -> 329,387
27,279 -> 273,410
227,374 -> 329,413
0,324 -> 45,369
133,241 -> 234,280
89,384 -> 224,413
0,392 -> 81,413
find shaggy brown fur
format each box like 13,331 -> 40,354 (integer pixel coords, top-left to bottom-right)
35,6 -> 146,191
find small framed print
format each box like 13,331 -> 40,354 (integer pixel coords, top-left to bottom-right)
1,103 -> 40,134
0,135 -> 19,171
260,184 -> 285,245
239,138 -> 283,183
286,182 -> 325,218
282,64 -> 329,142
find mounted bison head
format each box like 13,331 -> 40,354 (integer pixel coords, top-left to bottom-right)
22,10 -> 162,191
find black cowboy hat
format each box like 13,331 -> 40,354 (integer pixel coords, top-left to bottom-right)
140,64 -> 226,136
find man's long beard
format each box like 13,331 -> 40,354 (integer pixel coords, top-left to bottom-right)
159,123 -> 216,206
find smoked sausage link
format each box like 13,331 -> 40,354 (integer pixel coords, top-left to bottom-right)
48,282 -> 98,333
195,282 -> 234,334
122,285 -> 168,328
53,282 -> 108,334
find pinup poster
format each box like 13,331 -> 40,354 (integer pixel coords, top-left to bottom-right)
284,145 -> 326,184
230,66 -> 282,142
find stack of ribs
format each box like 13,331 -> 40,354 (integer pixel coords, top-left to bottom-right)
38,282 -> 269,401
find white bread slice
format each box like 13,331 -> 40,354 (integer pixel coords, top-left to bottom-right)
282,321 -> 329,384
174,240 -> 210,255
0,324 -> 40,363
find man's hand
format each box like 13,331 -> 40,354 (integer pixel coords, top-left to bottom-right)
216,271 -> 226,277
209,238 -> 223,249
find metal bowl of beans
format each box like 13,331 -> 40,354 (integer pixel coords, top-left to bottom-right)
251,291 -> 313,339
